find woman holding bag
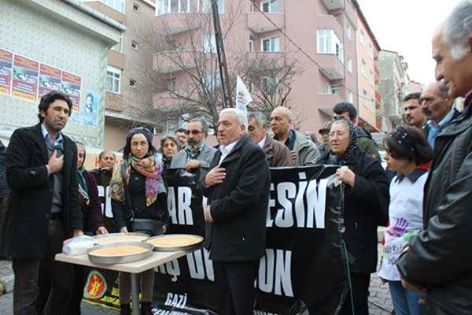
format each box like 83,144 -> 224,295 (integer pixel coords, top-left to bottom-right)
110,127 -> 169,315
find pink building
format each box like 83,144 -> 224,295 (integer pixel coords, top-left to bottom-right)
153,0 -> 374,134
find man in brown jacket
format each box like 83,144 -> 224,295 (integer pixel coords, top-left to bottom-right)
248,112 -> 293,167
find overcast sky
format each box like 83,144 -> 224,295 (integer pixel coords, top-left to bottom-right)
357,0 -> 460,85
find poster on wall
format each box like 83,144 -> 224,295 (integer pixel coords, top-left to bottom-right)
38,64 -> 62,98
71,91 -> 98,127
0,49 -> 13,95
12,55 -> 38,102
62,71 -> 81,111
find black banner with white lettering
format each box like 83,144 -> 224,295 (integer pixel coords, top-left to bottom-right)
153,166 -> 347,314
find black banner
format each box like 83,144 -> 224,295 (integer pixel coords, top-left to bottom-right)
152,166 -> 347,314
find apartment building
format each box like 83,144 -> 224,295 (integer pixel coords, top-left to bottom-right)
353,1 -> 381,131
82,0 -> 158,151
153,0 -> 364,134
378,50 -> 410,132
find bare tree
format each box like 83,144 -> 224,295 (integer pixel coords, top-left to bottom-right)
238,53 -> 299,117
129,0 -> 298,131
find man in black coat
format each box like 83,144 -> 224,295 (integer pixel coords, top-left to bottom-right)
5,90 -> 83,315
203,108 -> 270,315
397,2 -> 472,314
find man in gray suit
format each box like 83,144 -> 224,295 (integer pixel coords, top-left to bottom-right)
171,118 -> 216,174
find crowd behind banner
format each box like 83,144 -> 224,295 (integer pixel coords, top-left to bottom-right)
85,166 -> 348,314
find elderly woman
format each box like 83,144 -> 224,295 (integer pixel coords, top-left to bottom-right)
319,118 -> 389,315
160,135 -> 181,171
110,128 -> 168,315
69,142 -> 108,315
378,126 -> 432,315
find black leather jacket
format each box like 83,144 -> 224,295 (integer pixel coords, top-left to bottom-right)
397,95 -> 472,315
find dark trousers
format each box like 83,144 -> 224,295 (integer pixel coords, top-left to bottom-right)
13,219 -> 74,315
213,260 -> 259,315
0,195 -> 8,259
340,272 -> 370,315
68,265 -> 87,315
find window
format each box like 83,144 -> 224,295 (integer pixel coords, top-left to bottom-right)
167,78 -> 176,92
262,36 -> 280,52
133,3 -> 140,11
261,76 -> 277,93
261,0 -> 278,13
100,0 -> 125,12
202,0 -> 224,14
106,66 -> 121,94
316,29 -> 343,62
347,91 -> 353,103
129,79 -> 137,87
347,58 -> 352,73
158,0 -> 200,15
204,73 -> 221,91
323,83 -> 341,95
346,25 -> 352,41
249,39 -> 254,52
112,35 -> 123,53
360,30 -> 365,46
203,34 -> 217,53
131,40 -> 138,50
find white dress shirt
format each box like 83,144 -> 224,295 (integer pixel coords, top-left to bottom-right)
218,139 -> 240,165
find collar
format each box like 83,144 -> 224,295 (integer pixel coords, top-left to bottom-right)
185,143 -> 204,157
258,135 -> 267,149
427,106 -> 456,130
395,162 -> 430,183
41,124 -> 63,143
284,129 -> 296,150
274,129 -> 296,150
219,139 -> 240,157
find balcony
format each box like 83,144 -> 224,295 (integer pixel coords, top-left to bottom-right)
317,54 -> 344,80
153,91 -> 177,109
154,13 -> 207,35
153,51 -> 198,74
245,52 -> 285,68
315,15 -> 343,39
247,12 -> 284,34
321,0 -> 345,12
317,93 -> 344,111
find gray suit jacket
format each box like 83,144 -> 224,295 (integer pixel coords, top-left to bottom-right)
170,144 -> 216,170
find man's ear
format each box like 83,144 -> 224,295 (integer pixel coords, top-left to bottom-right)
40,109 -> 46,119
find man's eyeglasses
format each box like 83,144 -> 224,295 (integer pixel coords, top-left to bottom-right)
185,130 -> 202,135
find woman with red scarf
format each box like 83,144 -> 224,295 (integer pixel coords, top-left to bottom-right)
110,127 -> 168,315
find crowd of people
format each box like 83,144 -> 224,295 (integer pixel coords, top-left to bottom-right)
0,1 -> 471,314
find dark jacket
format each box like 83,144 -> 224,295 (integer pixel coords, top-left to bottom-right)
203,135 -> 270,262
5,123 -> 82,258
356,127 -> 381,162
262,136 -> 293,167
81,171 -> 104,234
111,165 -> 169,230
0,140 -> 9,196
320,150 -> 389,273
397,97 -> 472,315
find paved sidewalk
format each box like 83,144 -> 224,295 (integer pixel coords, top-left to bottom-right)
0,256 -> 393,314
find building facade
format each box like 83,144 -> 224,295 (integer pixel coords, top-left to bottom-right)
354,1 -> 381,131
0,0 -> 122,151
152,0 -> 364,134
378,50 -> 410,132
82,0 -> 158,151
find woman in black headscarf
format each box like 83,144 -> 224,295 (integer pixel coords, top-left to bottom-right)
319,118 -> 389,315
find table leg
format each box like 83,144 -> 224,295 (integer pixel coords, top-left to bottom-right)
130,273 -> 140,315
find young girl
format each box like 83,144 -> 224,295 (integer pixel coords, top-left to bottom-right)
378,126 -> 433,315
